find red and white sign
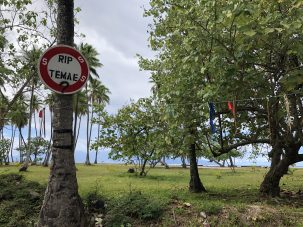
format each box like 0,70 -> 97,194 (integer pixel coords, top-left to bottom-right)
38,45 -> 89,94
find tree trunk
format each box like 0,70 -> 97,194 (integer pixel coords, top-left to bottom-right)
74,116 -> 82,149
181,156 -> 187,168
20,81 -> 35,170
189,143 -> 206,193
85,85 -> 91,165
19,127 -> 22,162
18,127 -> 27,163
38,1 -> 87,226
159,158 -> 169,169
10,126 -> 16,163
259,145 -> 299,197
34,111 -> 38,137
73,93 -> 79,150
43,109 -> 53,167
229,156 -> 234,167
94,124 -> 100,164
94,150 -> 98,164
139,158 -> 148,176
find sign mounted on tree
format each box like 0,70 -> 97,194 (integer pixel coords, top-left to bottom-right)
38,45 -> 89,94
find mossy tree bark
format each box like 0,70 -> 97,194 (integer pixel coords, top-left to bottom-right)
38,0 -> 86,226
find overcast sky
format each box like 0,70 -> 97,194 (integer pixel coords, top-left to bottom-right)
76,0 -> 153,114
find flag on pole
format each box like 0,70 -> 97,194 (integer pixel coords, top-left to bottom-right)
227,101 -> 235,115
38,110 -> 43,118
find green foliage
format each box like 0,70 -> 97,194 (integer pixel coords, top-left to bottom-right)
0,174 -> 44,227
94,98 -> 168,176
17,137 -> 49,162
1,165 -> 303,226
140,0 -> 303,164
104,191 -> 165,226
0,139 -> 10,164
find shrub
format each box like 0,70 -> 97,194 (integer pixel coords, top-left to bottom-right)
104,191 -> 165,226
0,174 -> 45,227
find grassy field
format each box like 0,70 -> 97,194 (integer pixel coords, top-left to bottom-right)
1,164 -> 303,226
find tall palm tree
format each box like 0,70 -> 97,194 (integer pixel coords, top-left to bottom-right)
89,79 -> 110,164
72,90 -> 87,151
42,93 -> 54,167
9,96 -> 28,163
31,94 -> 42,137
19,47 -> 42,170
78,43 -> 103,165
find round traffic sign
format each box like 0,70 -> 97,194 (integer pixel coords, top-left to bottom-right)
38,45 -> 89,94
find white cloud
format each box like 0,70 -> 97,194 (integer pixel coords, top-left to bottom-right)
74,0 -> 153,114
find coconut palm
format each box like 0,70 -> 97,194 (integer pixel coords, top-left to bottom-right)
42,93 -> 54,166
9,95 -> 28,163
78,43 -> 104,165
18,47 -> 43,170
72,90 -> 87,151
89,78 -> 110,164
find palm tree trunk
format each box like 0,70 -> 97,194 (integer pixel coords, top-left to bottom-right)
42,109 -> 53,167
85,85 -> 91,165
20,81 -> 35,170
18,127 -> 27,163
73,93 -> 79,150
74,116 -> 82,150
34,111 -> 38,137
10,126 -> 16,163
38,1 -> 86,226
87,101 -> 94,164
94,124 -> 100,164
19,127 -> 22,162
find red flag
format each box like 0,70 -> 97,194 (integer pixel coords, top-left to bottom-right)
38,110 -> 43,118
227,101 -> 235,114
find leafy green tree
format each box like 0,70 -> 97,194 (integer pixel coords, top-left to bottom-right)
0,138 -> 10,165
17,137 -> 49,164
142,0 -> 303,196
94,98 -> 167,176
0,0 -> 56,132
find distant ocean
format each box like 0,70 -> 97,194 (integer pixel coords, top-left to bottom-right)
73,150 -> 279,167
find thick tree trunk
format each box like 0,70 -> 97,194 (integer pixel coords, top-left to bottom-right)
38,98 -> 87,227
260,157 -> 289,197
38,1 -> 87,226
260,145 -> 299,197
189,143 -> 206,193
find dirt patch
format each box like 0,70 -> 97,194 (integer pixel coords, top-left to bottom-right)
159,199 -> 300,227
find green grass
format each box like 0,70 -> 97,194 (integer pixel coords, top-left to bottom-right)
1,164 -> 303,226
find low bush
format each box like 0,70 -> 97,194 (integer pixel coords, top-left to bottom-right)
104,191 -> 165,226
0,174 -> 45,227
